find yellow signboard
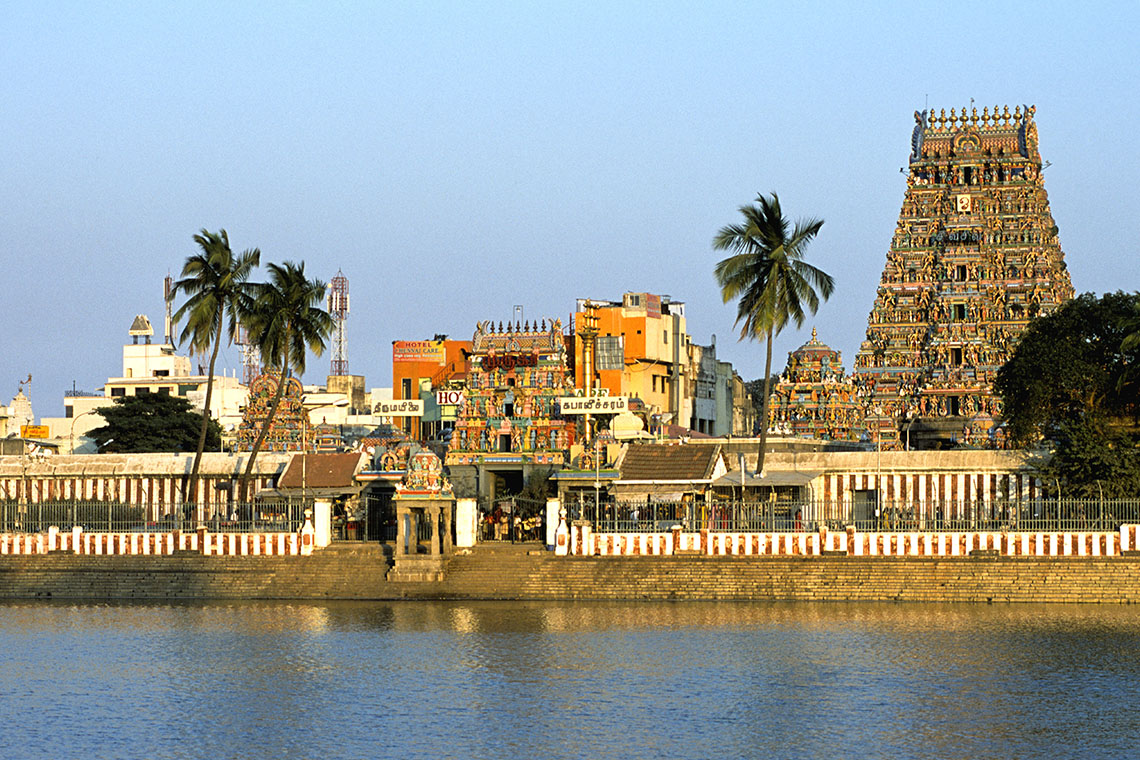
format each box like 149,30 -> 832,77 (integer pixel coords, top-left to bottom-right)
21,425 -> 50,439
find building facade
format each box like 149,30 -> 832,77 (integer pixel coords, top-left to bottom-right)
445,319 -> 575,499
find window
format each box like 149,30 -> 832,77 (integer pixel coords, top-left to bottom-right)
65,406 -> 74,418
504,402 -> 514,417
955,265 -> 967,281
401,378 -> 412,399
154,369 -> 170,377
499,434 -> 512,453
596,335 -> 624,371
110,387 -> 125,397
951,347 -> 963,365
159,387 -> 171,395
136,387 -> 150,395
953,304 -> 967,320
949,396 -> 961,416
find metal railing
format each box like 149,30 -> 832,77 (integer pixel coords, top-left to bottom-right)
0,500 -> 310,534
569,498 -> 1140,534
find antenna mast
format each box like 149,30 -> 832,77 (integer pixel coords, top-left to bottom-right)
329,270 -> 350,376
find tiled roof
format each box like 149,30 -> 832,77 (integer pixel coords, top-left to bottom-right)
278,452 -> 367,490
619,444 -> 722,482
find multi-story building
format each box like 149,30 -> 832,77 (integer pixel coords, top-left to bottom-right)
389,337 -> 471,440
686,338 -> 753,436
42,315 -> 248,451
853,105 -> 1074,449
572,293 -> 690,431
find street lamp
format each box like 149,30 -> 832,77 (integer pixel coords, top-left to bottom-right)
69,408 -> 103,454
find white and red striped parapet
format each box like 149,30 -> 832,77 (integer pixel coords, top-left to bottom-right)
570,524 -> 1140,559
0,526 -> 309,557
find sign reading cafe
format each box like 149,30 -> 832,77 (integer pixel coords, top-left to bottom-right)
557,396 -> 629,414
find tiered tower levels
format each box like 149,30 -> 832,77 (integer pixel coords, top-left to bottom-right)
769,328 -> 864,442
853,105 -> 1074,449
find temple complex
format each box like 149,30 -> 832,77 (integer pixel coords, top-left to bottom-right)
236,373 -> 306,452
769,328 -> 864,442
853,105 -> 1074,449
445,319 -> 576,499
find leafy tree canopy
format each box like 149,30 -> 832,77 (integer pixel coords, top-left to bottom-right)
88,394 -> 221,454
996,291 -> 1140,497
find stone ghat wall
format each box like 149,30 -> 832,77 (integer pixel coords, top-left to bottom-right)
567,525 -> 1140,559
4,548 -> 1140,603
0,527 -> 312,558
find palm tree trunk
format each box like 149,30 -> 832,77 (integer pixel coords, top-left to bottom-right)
756,330 -> 774,478
187,318 -> 223,504
240,358 -> 290,501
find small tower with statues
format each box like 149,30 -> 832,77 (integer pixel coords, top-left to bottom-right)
388,449 -> 455,582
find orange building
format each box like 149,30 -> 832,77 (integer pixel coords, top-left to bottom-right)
572,293 -> 690,429
390,338 -> 470,437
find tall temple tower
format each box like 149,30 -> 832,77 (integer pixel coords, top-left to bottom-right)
853,105 -> 1074,449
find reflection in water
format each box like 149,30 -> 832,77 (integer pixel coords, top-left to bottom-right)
2,601 -> 1140,759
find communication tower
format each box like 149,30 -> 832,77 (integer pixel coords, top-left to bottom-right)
236,326 -> 261,386
329,270 -> 350,376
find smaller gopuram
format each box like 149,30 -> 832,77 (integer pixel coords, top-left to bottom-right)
854,105 -> 1075,449
446,319 -> 575,499
389,449 -> 454,582
768,328 -> 865,442
236,373 -> 305,451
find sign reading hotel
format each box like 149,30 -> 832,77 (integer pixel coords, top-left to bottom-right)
436,390 -> 465,407
558,396 -> 629,414
373,399 -> 425,417
393,340 -> 446,364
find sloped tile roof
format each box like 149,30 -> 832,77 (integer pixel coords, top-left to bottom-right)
278,452 -> 367,489
618,444 -> 722,482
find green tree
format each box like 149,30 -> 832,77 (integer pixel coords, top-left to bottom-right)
995,291 -> 1139,445
240,261 -> 334,497
169,229 -> 260,500
995,291 -> 1140,498
713,192 -> 834,474
88,394 -> 221,453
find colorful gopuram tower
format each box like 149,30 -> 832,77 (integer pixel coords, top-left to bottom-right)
769,328 -> 864,442
445,319 -> 575,469
853,105 -> 1074,449
236,373 -> 306,452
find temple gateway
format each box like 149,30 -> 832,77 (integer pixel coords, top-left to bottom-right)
853,105 -> 1074,450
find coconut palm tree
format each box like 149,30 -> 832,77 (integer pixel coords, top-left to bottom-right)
239,261 -> 334,498
713,192 -> 834,476
169,229 -> 260,502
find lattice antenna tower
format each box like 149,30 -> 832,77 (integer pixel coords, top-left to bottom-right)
236,326 -> 261,386
329,269 -> 350,376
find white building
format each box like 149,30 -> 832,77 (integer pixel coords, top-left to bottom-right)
41,315 -> 249,452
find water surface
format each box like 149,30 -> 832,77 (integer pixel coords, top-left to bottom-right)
2,601 -> 1138,759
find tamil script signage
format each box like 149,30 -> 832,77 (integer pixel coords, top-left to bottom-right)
558,396 -> 629,414
480,353 -> 538,371
393,340 -> 446,364
20,425 -> 50,439
373,399 -> 424,417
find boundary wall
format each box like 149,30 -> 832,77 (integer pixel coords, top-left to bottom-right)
0,524 -> 313,558
568,524 -> 1140,559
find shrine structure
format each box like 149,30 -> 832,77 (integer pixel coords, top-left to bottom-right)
235,373 -> 306,452
445,319 -> 576,499
853,105 -> 1074,449
769,328 -> 864,442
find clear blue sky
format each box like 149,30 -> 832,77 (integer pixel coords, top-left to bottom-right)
4,2 -> 1138,417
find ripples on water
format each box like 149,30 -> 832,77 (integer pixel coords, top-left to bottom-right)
2,601 -> 1140,759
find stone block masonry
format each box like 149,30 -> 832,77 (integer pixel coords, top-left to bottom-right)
4,544 -> 1140,603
